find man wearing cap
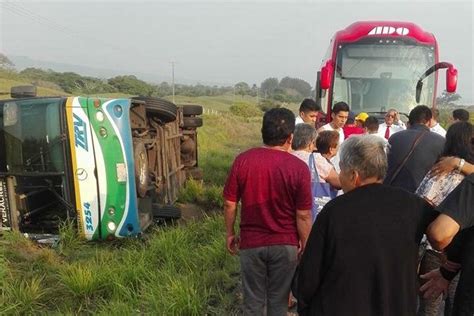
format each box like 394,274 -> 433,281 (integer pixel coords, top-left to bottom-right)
378,109 -> 406,140
355,112 -> 369,128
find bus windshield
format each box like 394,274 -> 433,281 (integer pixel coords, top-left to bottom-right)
332,41 -> 436,114
0,98 -> 65,173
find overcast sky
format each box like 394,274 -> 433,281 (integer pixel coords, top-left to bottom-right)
0,0 -> 473,103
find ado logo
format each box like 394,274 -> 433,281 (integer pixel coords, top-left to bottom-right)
368,26 -> 409,36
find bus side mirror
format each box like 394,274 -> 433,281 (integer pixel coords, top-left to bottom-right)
320,61 -> 334,90
446,66 -> 457,93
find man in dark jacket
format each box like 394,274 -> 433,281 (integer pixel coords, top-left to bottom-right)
384,105 -> 444,192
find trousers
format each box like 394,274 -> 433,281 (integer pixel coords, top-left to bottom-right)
240,245 -> 298,316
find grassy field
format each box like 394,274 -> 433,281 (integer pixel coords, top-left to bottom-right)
0,216 -> 241,315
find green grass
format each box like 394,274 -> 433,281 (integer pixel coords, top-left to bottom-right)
169,93 -> 257,112
198,113 -> 261,185
1,215 -> 241,314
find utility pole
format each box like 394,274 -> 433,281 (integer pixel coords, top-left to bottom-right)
233,85 -> 236,105
170,61 -> 176,103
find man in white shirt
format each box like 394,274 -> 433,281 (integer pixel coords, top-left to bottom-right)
317,101 -> 349,145
318,102 -> 350,172
295,98 -> 321,125
378,109 -> 405,140
429,108 -> 446,137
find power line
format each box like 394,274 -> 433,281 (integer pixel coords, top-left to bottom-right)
1,2 -> 123,52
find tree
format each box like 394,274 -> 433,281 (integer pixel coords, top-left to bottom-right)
108,75 -> 154,96
249,84 -> 258,97
235,82 -> 250,97
279,76 -> 312,97
436,90 -> 462,105
0,53 -> 14,70
260,77 -> 279,97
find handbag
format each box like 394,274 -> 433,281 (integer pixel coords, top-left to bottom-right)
308,153 -> 338,220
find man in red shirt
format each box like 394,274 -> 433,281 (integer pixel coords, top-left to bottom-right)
223,108 -> 313,315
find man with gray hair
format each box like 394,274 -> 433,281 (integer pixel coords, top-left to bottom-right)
295,135 -> 437,316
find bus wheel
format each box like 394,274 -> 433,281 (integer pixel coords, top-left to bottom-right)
132,97 -> 177,123
183,117 -> 203,128
133,139 -> 150,198
152,204 -> 181,220
182,104 -> 203,116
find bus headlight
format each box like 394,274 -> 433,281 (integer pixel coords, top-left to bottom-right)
96,111 -> 105,122
107,221 -> 116,232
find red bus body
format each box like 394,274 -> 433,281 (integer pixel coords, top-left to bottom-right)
316,21 -> 457,123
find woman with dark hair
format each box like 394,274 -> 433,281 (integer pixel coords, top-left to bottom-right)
416,121 -> 474,316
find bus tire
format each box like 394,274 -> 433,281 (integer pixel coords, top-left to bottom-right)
153,205 -> 181,220
132,97 -> 177,123
183,117 -> 203,128
182,104 -> 203,116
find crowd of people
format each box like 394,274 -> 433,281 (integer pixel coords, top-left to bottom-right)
223,99 -> 473,316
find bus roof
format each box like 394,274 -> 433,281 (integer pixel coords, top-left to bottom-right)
333,21 -> 436,45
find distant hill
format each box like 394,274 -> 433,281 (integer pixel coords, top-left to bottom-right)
10,55 -> 167,83
9,55 -> 228,86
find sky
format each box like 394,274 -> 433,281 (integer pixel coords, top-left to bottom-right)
0,0 -> 473,103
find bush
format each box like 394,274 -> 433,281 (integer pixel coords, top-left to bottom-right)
229,101 -> 262,118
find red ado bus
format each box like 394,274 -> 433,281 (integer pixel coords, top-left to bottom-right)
315,21 -> 458,122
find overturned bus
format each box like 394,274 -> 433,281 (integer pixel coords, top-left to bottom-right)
0,86 -> 203,240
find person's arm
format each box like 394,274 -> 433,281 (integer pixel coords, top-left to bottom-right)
296,209 -> 312,253
426,214 -> 460,250
432,156 -> 474,176
324,167 -> 341,189
295,163 -> 313,253
428,174 -> 474,250
394,113 -> 406,130
224,199 -> 239,255
420,245 -> 462,299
